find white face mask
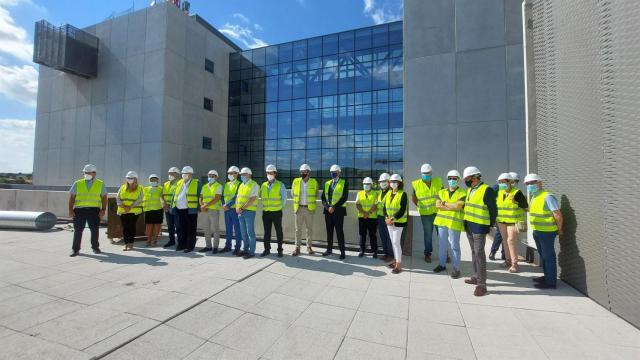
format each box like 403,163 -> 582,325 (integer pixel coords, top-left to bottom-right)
168,174 -> 176,181
228,174 -> 235,181
267,174 -> 275,181
84,174 -> 93,181
181,174 -> 190,181
126,178 -> 135,184
150,181 -> 158,187
390,182 -> 398,190
208,177 -> 216,184
379,182 -> 388,189
363,184 -> 371,191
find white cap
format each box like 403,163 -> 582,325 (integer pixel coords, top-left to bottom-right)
390,174 -> 402,182
420,163 -> 433,173
265,164 -> 277,172
330,164 -> 341,172
240,167 -> 252,175
299,164 -> 311,171
446,170 -> 461,178
181,166 -> 194,174
208,170 -> 218,176
227,166 -> 240,173
83,164 -> 97,172
463,166 -> 481,179
378,173 -> 390,182
524,173 -> 541,183
126,171 -> 138,178
148,173 -> 159,180
363,177 -> 373,184
498,172 -> 513,181
168,167 -> 180,173
509,172 -> 520,181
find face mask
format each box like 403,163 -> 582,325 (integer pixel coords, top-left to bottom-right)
422,174 -> 431,181
267,174 -> 275,181
126,179 -> 135,184
331,172 -> 339,179
84,174 -> 93,181
465,179 -> 473,188
448,179 -> 458,188
380,182 -> 388,189
150,181 -> 158,187
241,175 -> 248,183
300,172 -> 309,179
168,175 -> 176,181
208,177 -> 216,184
498,183 -> 508,191
363,184 -> 371,191
527,184 -> 538,194
228,174 -> 235,181
390,182 -> 398,189
181,174 -> 190,181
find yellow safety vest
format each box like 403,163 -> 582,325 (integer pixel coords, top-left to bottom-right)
434,188 -> 466,232
412,177 -> 443,215
171,179 -> 200,209
464,183 -> 490,225
163,180 -> 178,204
356,190 -> 376,218
385,190 -> 407,224
236,179 -> 258,211
201,182 -> 222,210
377,188 -> 389,216
497,188 -> 525,223
324,178 -> 346,207
292,177 -> 318,212
142,186 -> 163,211
261,180 -> 284,212
73,178 -> 104,208
529,191 -> 559,232
117,184 -> 143,215
223,180 -> 241,205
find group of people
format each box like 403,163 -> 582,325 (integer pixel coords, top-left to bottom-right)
68,162 -> 563,296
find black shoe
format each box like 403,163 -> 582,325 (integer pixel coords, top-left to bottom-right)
198,247 -> 212,253
219,247 -> 231,253
183,249 -> 192,253
211,248 -> 219,254
501,253 -> 506,260
70,251 -> 79,257
277,252 -> 283,258
451,270 -> 461,279
322,251 -> 332,257
163,242 -> 175,248
232,249 -> 239,256
260,250 -> 270,257
92,248 -> 101,254
243,254 -> 255,259
358,252 -> 364,257
433,265 -> 446,273
534,283 -> 556,289
176,246 -> 185,251
489,252 -> 496,261
339,253 -> 346,260
532,276 -> 545,283
372,253 -> 378,259
236,251 -> 244,257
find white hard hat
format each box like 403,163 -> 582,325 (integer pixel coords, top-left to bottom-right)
208,170 -> 218,176
181,166 -> 194,174
509,172 -> 520,181
463,166 -> 481,179
168,167 -> 180,173
126,171 -> 138,178
83,164 -> 97,172
363,177 -> 373,184
240,167 -> 252,175
299,163 -> 311,171
265,164 -> 277,172
524,173 -> 541,183
420,163 -> 433,173
227,166 -> 240,173
498,172 -> 513,181
390,174 -> 403,182
378,173 -> 390,182
446,170 -> 461,178
330,164 -> 341,172
148,173 -> 159,180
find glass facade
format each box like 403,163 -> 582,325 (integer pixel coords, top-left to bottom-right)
227,21 -> 403,188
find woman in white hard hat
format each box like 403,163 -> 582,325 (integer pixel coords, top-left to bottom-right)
496,173 -> 528,273
376,173 -> 393,261
384,174 -> 408,273
356,177 -> 378,258
433,170 -> 466,278
116,171 -> 143,251
142,174 -> 165,247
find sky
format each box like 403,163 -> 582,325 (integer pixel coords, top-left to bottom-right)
0,0 -> 403,174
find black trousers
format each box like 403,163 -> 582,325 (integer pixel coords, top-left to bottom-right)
325,212 -> 346,254
358,218 -> 378,254
176,209 -> 198,250
262,210 -> 283,252
72,207 -> 101,251
120,213 -> 139,244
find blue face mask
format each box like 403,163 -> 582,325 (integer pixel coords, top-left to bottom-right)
527,184 -> 538,194
208,177 -> 216,184
422,174 -> 431,181
241,175 -> 248,183
447,179 -> 458,188
331,172 -> 339,179
498,183 -> 508,191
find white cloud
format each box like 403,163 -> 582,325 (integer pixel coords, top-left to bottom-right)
363,0 -> 403,25
0,119 -> 34,173
0,0 -> 34,62
0,64 -> 37,107
219,21 -> 267,49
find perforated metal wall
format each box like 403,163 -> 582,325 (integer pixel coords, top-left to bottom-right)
527,0 -> 640,328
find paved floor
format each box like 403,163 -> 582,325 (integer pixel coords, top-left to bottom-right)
0,227 -> 639,360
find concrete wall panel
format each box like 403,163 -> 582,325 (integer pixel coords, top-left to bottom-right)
105,145 -> 122,187
127,9 -> 147,57
48,111 -> 62,149
0,189 -> 17,211
125,54 -> 145,100
506,44 -> 525,120
404,124 -> 458,185
121,143 -> 141,178
164,50 -> 185,100
404,0 -> 454,59
141,96 -> 163,143
140,142 -> 163,180
110,14 -> 129,60
60,109 -> 76,148
34,112 -> 49,151
123,99 -> 142,144
107,56 -> 127,102
457,121 -> 508,182
76,78 -> 92,108
90,104 -> 107,146
145,4 -> 167,52
74,106 -> 91,147
455,0 -> 505,51
106,101 -> 124,145
143,50 -> 165,97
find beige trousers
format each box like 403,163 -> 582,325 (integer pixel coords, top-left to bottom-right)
294,207 -> 314,247
202,210 -> 220,248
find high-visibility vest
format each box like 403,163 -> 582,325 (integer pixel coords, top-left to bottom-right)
171,179 -> 200,209
117,184 -> 143,215
464,183 -> 490,225
73,178 -> 104,208
163,180 -> 178,204
384,190 -> 407,224
236,179 -> 258,211
324,178 -> 346,207
356,190 -> 376,218
377,188 -> 389,216
412,177 -> 443,215
292,177 -> 318,212
261,180 -> 284,212
497,188 -> 525,223
529,191 -> 559,232
223,180 -> 241,205
142,186 -> 163,211
434,188 -> 466,231
201,182 -> 222,210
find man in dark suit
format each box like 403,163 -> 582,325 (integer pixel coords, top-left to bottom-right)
321,164 -> 349,260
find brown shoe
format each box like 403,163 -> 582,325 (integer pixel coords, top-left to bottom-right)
446,256 -> 451,263
474,285 -> 487,296
307,246 -> 314,255
500,260 -> 512,269
424,255 -> 432,263
464,277 -> 478,285
291,247 -> 300,256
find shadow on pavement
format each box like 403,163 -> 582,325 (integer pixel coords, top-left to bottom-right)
81,252 -> 169,266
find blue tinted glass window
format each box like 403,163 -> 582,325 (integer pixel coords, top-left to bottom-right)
266,76 -> 279,102
265,113 -> 278,139
322,67 -> 338,95
390,57 -> 403,88
292,110 -> 306,135
372,102 -> 388,130
278,100 -> 292,112
389,22 -> 402,44
390,88 -> 403,102
278,138 -> 291,150
338,106 -> 354,135
373,147 -> 389,171
355,61 -> 372,92
322,136 -> 337,148
372,24 -> 388,47
338,147 -> 354,177
323,34 -> 338,55
279,73 -> 292,100
355,28 -> 371,50
252,47 -> 266,66
277,112 -> 291,138
306,137 -> 321,149
322,107 -> 337,136
307,97 -> 320,110
279,42 -> 293,63
372,59 -> 389,90
322,149 -> 337,169
266,101 -> 278,113
307,109 -> 321,136
308,57 -> 322,70
292,138 -> 306,150
266,64 -> 279,76
355,148 -> 372,177
279,62 -> 292,74
322,95 -> 336,108
293,98 -> 306,111
307,37 -> 323,58
241,50 -> 252,69
338,135 -> 355,147
293,40 -> 307,60
338,31 -> 354,53
266,46 -> 279,65
323,54 -> 339,68
373,132 -> 390,147
390,43 -> 402,58
292,71 -> 307,99
390,101 -> 403,131
339,64 -> 355,94
293,60 -> 307,72
307,69 -> 322,97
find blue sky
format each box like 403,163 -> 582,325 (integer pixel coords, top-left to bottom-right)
0,0 -> 402,173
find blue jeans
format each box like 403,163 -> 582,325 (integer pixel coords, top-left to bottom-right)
165,211 -> 177,243
223,209 -> 242,250
437,226 -> 461,270
420,214 -> 436,256
238,210 -> 256,255
377,216 -> 393,257
490,226 -> 504,255
533,230 -> 558,286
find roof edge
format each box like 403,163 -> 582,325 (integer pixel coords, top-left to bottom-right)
193,15 -> 242,52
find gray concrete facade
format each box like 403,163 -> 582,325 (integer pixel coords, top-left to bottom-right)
33,2 -> 238,187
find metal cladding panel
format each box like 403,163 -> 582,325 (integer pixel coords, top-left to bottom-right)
33,20 -> 98,78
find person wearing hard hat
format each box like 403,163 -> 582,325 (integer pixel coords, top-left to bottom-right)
117,171 -> 143,251
162,167 -> 180,248
384,174 -> 408,274
433,170 -> 466,278
198,170 -> 222,254
236,167 -> 259,258
525,174 -> 563,289
496,173 -> 528,273
356,177 -> 378,258
412,163 -> 443,263
260,164 -> 287,257
462,166 -> 497,296
142,174 -> 165,247
291,164 -> 318,256
68,164 -> 108,256
490,171 -> 522,261
171,166 -> 201,253
377,173 -> 394,261
321,164 -> 349,259
221,166 -> 243,254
